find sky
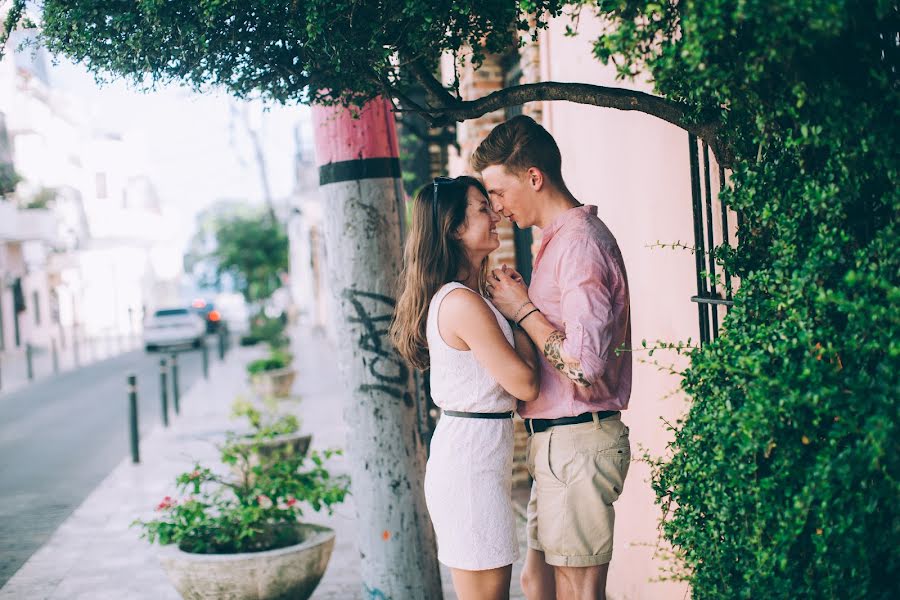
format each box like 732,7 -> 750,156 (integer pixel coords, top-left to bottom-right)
47,51 -> 312,221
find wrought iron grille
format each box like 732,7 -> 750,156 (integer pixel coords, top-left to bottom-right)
688,134 -> 738,345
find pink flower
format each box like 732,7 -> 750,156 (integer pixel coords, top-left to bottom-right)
277,496 -> 298,510
156,496 -> 176,511
189,470 -> 201,480
257,494 -> 273,509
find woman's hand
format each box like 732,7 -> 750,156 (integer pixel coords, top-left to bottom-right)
486,264 -> 531,321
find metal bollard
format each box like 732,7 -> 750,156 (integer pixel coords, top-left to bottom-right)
26,343 -> 34,380
218,331 -> 225,361
170,353 -> 180,415
159,358 -> 169,427
201,341 -> 209,380
51,339 -> 59,374
128,373 -> 140,464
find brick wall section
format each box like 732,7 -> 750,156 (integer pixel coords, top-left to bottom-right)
445,50 -> 517,271
444,44 -> 548,493
518,31 -> 545,257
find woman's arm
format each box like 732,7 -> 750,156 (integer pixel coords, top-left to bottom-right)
439,288 -> 540,402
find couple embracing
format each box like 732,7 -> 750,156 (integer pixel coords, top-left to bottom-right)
391,115 -> 632,600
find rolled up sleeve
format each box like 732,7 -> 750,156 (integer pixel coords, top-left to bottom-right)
555,239 -> 616,384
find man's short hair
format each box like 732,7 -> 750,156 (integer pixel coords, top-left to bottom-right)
470,115 -> 564,185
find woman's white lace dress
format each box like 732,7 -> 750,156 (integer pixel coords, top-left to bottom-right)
423,282 -> 519,571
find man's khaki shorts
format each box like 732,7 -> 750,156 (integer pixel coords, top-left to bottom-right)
525,412 -> 631,567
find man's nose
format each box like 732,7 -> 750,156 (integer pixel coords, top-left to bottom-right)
491,198 -> 503,213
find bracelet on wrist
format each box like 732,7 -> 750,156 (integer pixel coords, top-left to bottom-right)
512,300 -> 534,322
516,308 -> 540,328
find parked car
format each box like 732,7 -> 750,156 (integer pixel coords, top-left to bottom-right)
144,308 -> 207,352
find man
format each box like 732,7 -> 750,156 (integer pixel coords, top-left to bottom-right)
472,115 -> 632,600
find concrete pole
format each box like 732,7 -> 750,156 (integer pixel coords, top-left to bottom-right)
312,99 -> 441,599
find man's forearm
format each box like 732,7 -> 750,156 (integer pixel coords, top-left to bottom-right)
519,309 -> 591,387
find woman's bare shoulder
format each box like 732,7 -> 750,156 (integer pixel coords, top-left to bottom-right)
439,287 -> 494,322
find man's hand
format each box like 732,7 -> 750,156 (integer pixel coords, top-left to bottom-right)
486,264 -> 531,320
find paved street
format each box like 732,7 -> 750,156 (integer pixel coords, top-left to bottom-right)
0,343 -> 210,586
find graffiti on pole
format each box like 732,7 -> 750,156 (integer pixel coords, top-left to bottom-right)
342,288 -> 413,407
363,584 -> 390,600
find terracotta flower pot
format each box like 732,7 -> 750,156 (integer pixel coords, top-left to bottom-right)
158,523 -> 334,600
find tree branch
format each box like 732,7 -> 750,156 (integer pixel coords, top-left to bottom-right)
422,81 -> 734,168
408,60 -> 459,110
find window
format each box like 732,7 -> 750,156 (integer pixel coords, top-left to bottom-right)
95,172 -> 107,199
32,290 -> 40,325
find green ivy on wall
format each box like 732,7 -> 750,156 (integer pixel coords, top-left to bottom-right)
593,1 -> 898,596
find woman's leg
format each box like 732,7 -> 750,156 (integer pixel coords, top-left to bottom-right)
450,564 -> 513,600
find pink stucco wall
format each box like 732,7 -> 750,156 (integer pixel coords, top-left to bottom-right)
533,14 -> 729,599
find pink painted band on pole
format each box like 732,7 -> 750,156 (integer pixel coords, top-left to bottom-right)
312,99 -> 399,167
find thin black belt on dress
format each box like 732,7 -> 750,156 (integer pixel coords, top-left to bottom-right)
525,410 -> 619,435
442,410 -> 514,419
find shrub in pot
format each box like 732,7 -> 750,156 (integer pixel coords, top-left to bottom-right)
135,441 -> 349,600
246,349 -> 295,398
229,398 -> 311,472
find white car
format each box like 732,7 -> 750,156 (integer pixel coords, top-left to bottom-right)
143,308 -> 207,352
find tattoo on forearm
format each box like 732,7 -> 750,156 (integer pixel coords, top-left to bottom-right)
543,331 -> 591,387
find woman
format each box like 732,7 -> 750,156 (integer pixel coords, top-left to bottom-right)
391,176 -> 540,600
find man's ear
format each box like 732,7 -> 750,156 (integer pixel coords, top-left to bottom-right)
527,167 -> 545,192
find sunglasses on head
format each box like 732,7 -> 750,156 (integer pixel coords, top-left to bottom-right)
432,176 -> 459,232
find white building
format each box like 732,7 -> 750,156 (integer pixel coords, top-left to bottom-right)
0,30 -> 182,361
286,121 -> 333,336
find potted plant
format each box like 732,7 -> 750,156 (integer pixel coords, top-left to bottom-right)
228,398 -> 312,472
247,348 -> 296,398
241,313 -> 289,348
135,441 -> 349,600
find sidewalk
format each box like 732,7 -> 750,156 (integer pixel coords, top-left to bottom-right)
0,327 -> 528,599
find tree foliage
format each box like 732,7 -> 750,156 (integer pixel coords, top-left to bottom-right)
208,211 -> 288,303
593,1 -> 898,597
3,0 -> 732,162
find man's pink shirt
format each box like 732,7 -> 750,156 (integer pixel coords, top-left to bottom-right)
518,205 -> 632,419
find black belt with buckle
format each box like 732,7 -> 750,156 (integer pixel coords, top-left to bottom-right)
442,410 -> 514,419
525,410 -> 619,435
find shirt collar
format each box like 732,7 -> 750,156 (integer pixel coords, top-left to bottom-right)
541,204 -> 597,239
533,204 -> 597,269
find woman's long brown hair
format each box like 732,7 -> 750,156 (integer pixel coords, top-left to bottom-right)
390,176 -> 490,371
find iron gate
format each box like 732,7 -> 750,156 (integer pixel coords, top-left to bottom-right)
688,133 -> 738,344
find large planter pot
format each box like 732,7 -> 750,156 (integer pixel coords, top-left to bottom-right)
242,431 -> 312,462
250,367 -> 296,398
159,523 -> 335,600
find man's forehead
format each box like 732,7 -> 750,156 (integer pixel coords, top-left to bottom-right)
482,165 -> 514,192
